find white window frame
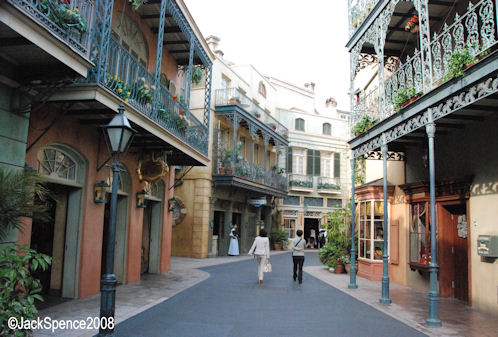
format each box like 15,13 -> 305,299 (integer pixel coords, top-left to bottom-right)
283,218 -> 296,239
321,152 -> 332,178
293,149 -> 305,175
357,199 -> 389,261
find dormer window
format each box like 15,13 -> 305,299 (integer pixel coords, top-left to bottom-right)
258,81 -> 266,98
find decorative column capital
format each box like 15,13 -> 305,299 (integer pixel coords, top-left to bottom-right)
426,122 -> 436,138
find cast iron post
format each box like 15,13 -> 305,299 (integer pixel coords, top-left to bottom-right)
349,157 -> 358,289
426,113 -> 442,327
379,135 -> 391,304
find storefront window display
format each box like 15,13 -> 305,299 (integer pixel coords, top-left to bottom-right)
358,200 -> 386,260
409,202 -> 431,265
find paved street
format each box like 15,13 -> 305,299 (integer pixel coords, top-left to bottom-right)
115,252 -> 426,337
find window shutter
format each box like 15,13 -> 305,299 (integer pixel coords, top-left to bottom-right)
314,150 -> 321,176
390,220 -> 399,264
334,153 -> 341,178
287,147 -> 293,173
306,149 -> 313,175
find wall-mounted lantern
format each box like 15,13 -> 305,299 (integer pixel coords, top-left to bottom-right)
136,190 -> 147,208
94,181 -> 109,203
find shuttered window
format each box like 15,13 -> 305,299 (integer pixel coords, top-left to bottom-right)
287,147 -> 293,173
333,152 -> 340,178
306,150 -> 321,176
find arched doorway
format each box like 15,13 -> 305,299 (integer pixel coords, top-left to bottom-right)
141,180 -> 165,276
32,144 -> 86,299
102,166 -> 130,284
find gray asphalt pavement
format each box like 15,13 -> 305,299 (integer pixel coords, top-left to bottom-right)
114,251 -> 426,337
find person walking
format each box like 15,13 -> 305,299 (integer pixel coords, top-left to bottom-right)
248,229 -> 270,285
292,229 -> 306,284
228,224 -> 239,256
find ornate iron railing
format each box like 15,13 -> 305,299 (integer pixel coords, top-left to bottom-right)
349,0 -> 380,37
214,158 -> 288,192
352,0 -> 498,133
7,0 -> 93,56
215,88 -> 288,139
94,37 -> 208,154
289,174 -> 313,189
317,177 -> 341,191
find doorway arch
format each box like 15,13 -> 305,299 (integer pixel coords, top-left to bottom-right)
35,144 -> 86,299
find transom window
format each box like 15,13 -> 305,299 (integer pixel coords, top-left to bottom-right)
295,118 -> 305,131
323,123 -> 331,135
357,200 -> 387,261
38,147 -> 77,182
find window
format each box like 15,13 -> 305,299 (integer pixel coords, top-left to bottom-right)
258,81 -> 266,98
295,118 -> 305,131
283,218 -> 296,239
38,147 -> 77,181
293,149 -> 306,175
221,76 -> 230,89
304,197 -> 323,207
306,149 -> 320,176
334,153 -> 341,178
239,136 -> 247,158
357,200 -> 387,261
327,198 -> 342,208
409,202 -> 431,264
283,196 -> 300,205
340,114 -> 347,120
323,123 -> 331,135
321,153 -> 332,178
254,144 -> 261,165
287,147 -> 293,173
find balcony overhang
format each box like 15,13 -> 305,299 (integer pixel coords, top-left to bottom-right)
349,52 -> 498,157
289,186 -> 313,193
213,175 -> 287,198
47,84 -> 209,166
0,3 -> 94,78
215,105 -> 289,146
317,189 -> 342,195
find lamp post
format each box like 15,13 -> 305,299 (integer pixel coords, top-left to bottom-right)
99,104 -> 136,336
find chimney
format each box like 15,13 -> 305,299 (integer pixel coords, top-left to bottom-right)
205,35 -> 220,52
325,97 -> 338,108
304,82 -> 316,93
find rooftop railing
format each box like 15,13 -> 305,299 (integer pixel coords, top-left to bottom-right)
7,0 -> 93,57
215,88 -> 288,139
351,0 -> 498,135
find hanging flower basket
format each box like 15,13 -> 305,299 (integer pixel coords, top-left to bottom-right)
405,15 -> 419,33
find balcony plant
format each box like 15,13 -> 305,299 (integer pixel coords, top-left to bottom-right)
404,15 -> 419,33
269,230 -> 289,250
107,75 -> 131,102
318,182 -> 340,190
447,47 -> 478,79
175,115 -> 189,134
219,149 -> 234,175
129,0 -> 147,10
352,115 -> 379,136
136,77 -> 154,104
229,97 -> 241,104
392,87 -> 421,111
268,123 -> 277,130
39,0 -> 87,35
191,66 -> 203,85
254,111 -> 261,118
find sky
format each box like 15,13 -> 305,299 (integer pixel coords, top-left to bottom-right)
183,0 -> 351,111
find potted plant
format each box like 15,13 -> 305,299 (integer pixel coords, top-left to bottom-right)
220,149 -> 234,175
136,77 -> 154,104
254,111 -> 261,118
107,75 -> 131,103
229,96 -> 241,104
352,115 -> 379,136
268,123 -> 277,130
191,66 -> 203,85
392,87 -> 422,110
404,15 -> 419,33
39,0 -> 87,35
447,47 -> 478,79
269,230 -> 289,250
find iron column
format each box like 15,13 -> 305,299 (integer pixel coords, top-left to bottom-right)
349,157 -> 358,289
426,113 -> 442,327
379,135 -> 391,304
99,161 -> 120,336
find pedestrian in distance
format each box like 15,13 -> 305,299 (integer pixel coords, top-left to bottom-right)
292,229 -> 306,284
228,224 -> 239,256
248,229 -> 270,285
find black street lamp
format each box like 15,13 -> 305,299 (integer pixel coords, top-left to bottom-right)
99,104 -> 136,336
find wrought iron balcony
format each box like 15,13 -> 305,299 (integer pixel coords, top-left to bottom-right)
86,36 -> 208,155
289,174 -> 313,191
349,0 -> 380,37
215,88 -> 288,140
7,0 -> 93,57
351,0 -> 498,135
317,177 -> 341,193
213,158 -> 288,196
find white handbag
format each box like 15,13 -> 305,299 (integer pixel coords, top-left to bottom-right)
264,261 -> 272,273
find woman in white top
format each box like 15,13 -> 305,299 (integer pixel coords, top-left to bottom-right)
248,229 -> 270,285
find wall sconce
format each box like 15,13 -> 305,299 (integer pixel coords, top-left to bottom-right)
168,197 -> 178,212
94,181 -> 109,203
136,190 -> 147,208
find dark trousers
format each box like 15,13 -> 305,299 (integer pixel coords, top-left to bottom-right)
293,256 -> 305,282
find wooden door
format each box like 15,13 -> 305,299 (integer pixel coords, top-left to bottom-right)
437,202 -> 468,302
141,202 -> 152,274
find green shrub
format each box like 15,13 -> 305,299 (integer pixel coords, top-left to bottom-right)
392,87 -> 420,110
447,47 -> 477,79
352,115 -> 379,134
269,230 -> 289,247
